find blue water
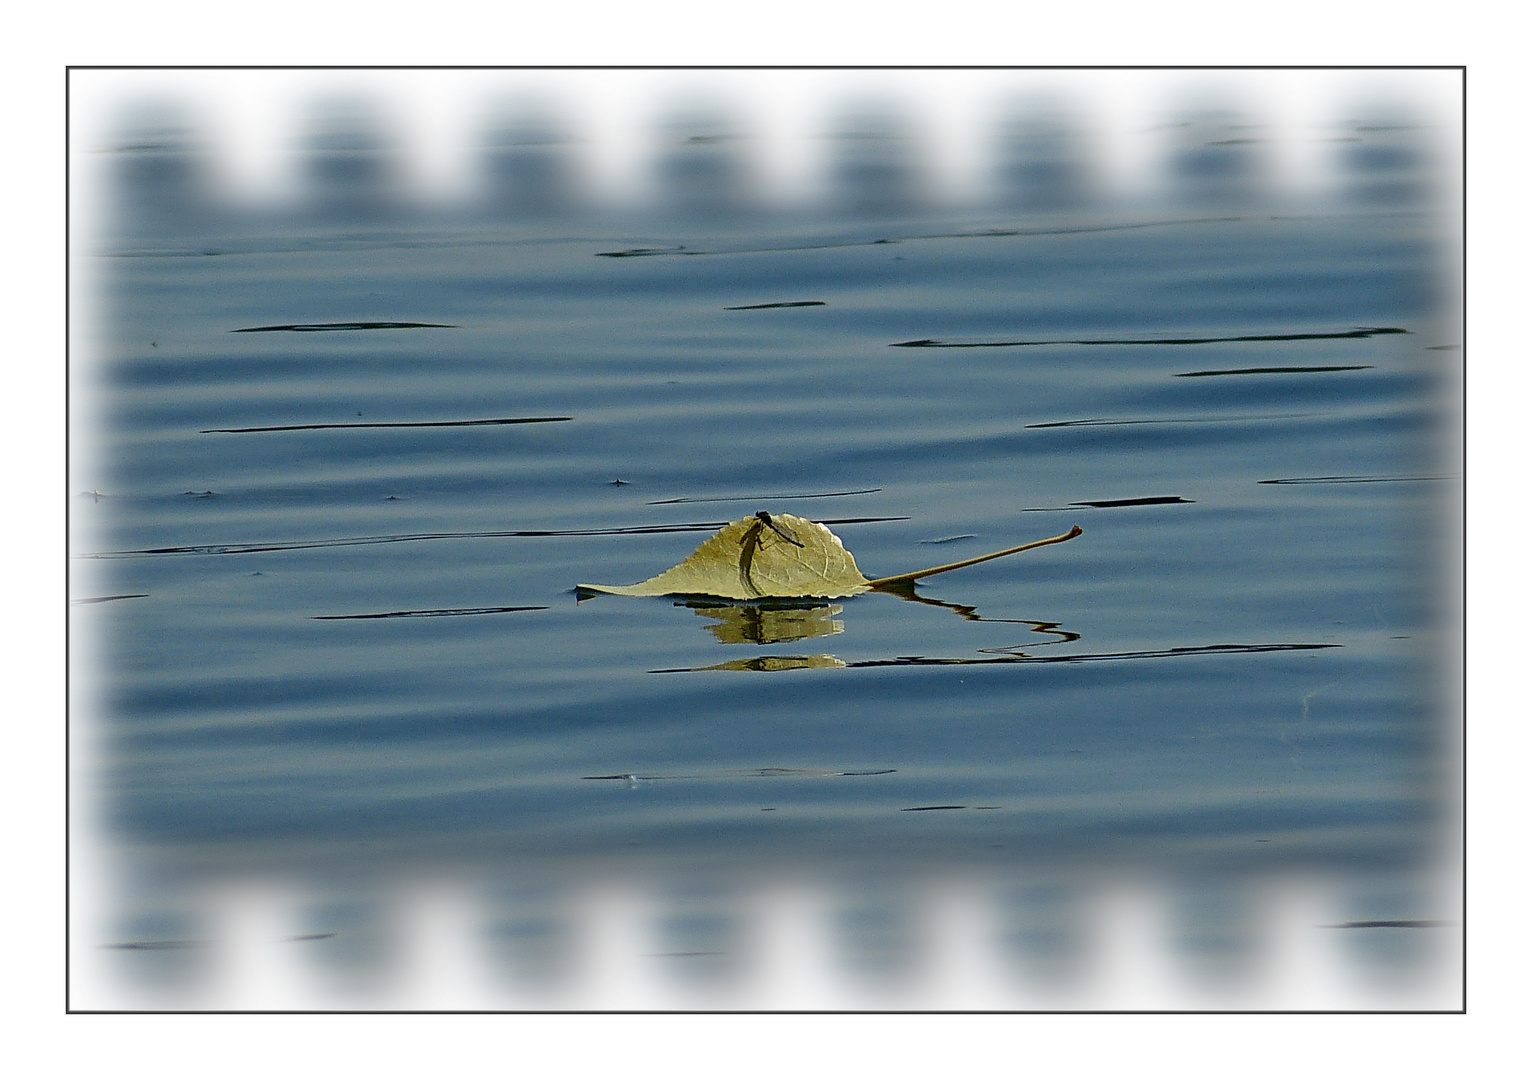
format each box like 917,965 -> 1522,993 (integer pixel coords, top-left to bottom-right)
73,135 -> 1459,914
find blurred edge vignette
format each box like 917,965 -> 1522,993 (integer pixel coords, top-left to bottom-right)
68,68 -> 1463,1011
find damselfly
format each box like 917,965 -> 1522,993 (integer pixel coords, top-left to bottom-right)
753,510 -> 804,548
736,511 -> 806,596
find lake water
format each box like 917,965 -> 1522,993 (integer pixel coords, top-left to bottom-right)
69,82 -> 1462,1008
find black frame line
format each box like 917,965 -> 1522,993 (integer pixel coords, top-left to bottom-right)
62,65 -> 1470,1011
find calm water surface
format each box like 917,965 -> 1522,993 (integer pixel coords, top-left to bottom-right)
71,157 -> 1461,1002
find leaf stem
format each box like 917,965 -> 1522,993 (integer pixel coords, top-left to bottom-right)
864,525 -> 1083,588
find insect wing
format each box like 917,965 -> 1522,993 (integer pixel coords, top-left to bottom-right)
757,512 -> 804,548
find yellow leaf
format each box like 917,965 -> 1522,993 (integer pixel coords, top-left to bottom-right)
577,514 -> 1082,601
579,513 -> 871,600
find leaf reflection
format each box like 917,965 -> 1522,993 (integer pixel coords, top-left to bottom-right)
654,654 -> 849,673
653,642 -> 1340,674
871,579 -> 1082,640
679,581 -> 1078,648
683,599 -> 846,645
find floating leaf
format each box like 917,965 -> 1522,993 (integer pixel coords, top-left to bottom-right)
579,513 -> 868,600
577,513 -> 1082,600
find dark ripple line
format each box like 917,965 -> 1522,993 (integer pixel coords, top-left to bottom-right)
597,216 -> 1248,259
313,605 -> 549,620
894,327 -> 1408,348
650,643 -> 1338,674
846,643 -> 1339,668
71,594 -> 149,605
1021,496 -> 1193,512
647,487 -> 881,505
79,516 -> 907,559
103,940 -> 207,951
582,768 -> 896,781
1259,475 -> 1451,485
231,321 -> 458,333
724,300 -> 827,310
1074,496 -> 1192,508
1026,412 -> 1316,429
202,416 -> 571,433
1175,365 -> 1373,377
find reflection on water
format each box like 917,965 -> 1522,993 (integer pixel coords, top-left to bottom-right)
677,584 -> 1081,649
872,580 -> 1084,637
686,599 -> 845,645
662,654 -> 849,674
